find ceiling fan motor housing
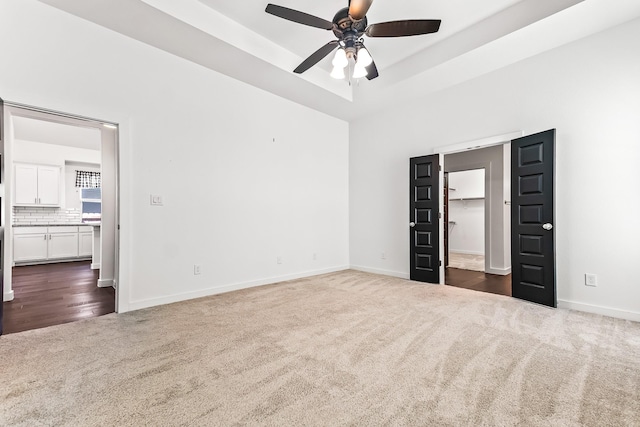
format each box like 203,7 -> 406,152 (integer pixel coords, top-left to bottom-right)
333,7 -> 368,58
333,7 -> 367,39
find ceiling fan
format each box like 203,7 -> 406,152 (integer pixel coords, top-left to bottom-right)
265,0 -> 441,81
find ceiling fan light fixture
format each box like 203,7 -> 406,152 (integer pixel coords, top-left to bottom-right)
356,48 -> 373,67
352,63 -> 368,79
332,48 -> 348,68
330,65 -> 346,79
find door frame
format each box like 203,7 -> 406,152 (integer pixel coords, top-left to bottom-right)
1,101 -> 121,318
432,131 -> 523,284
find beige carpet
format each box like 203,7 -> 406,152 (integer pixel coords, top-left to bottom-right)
448,252 -> 485,272
1,270 -> 639,426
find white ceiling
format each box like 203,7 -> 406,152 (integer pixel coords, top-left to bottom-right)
12,116 -> 101,151
199,0 -> 524,72
39,0 -> 640,121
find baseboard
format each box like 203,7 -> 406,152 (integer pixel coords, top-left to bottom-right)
91,263 -> 100,270
14,257 -> 92,267
126,265 -> 350,312
349,265 -> 409,280
449,250 -> 484,256
98,279 -> 114,288
558,299 -> 640,322
486,267 -> 511,276
3,290 -> 15,302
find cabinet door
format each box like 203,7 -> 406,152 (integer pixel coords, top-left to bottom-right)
37,166 -> 61,206
14,164 -> 39,205
48,233 -> 79,259
79,232 -> 93,257
14,234 -> 48,262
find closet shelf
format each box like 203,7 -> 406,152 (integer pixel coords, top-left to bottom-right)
449,197 -> 484,201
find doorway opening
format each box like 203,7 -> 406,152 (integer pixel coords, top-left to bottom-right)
443,144 -> 512,297
1,103 -> 119,335
410,130 -> 556,307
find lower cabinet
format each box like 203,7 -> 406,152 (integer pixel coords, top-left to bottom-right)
13,232 -> 48,262
79,230 -> 93,257
13,226 -> 93,264
48,232 -> 79,259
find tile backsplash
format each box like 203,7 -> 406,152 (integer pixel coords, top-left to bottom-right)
13,206 -> 82,225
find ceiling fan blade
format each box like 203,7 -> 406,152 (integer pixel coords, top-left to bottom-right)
365,60 -> 379,80
265,4 -> 334,30
294,41 -> 339,74
349,0 -> 374,21
365,20 -> 441,37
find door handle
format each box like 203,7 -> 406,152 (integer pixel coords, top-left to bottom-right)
409,222 -> 416,228
542,223 -> 553,231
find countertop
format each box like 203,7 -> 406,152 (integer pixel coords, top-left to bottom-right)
13,223 -> 101,227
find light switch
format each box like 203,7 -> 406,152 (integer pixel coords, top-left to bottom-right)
150,194 -> 163,206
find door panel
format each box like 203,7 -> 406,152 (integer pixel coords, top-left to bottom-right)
14,234 -> 48,262
37,166 -> 60,205
14,164 -> 38,205
511,129 -> 556,307
410,155 -> 440,283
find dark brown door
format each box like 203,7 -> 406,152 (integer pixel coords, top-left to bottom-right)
410,155 -> 440,283
511,129 -> 556,307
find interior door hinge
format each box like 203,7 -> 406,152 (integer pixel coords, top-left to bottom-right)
439,165 -> 442,171
438,212 -> 442,219
439,260 -> 442,267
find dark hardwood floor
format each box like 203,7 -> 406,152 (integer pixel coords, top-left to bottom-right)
2,261 -> 115,334
446,267 -> 512,296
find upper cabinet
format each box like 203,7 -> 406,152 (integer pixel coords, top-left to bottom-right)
14,163 -> 61,207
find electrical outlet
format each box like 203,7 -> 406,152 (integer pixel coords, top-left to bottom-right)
585,273 -> 597,287
277,256 -> 283,265
194,265 -> 201,275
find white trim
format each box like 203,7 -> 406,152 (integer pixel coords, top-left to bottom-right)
3,102 -> 124,315
433,131 -> 520,285
97,279 -> 114,288
486,267 -> 511,276
437,153 -> 445,285
91,263 -> 100,270
449,249 -> 484,256
433,131 -> 523,155
558,300 -> 640,323
350,265 -> 410,280
3,290 -> 14,302
127,265 -> 350,312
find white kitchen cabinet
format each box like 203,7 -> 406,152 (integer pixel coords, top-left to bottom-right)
13,226 -> 90,264
14,163 -> 61,207
48,227 -> 79,259
78,228 -> 93,257
13,230 -> 48,262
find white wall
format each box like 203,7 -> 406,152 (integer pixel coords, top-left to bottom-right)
448,200 -> 484,255
445,146 -> 510,274
448,169 -> 484,200
13,139 -> 100,166
448,169 -> 485,256
350,18 -> 640,320
0,1 -> 349,311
